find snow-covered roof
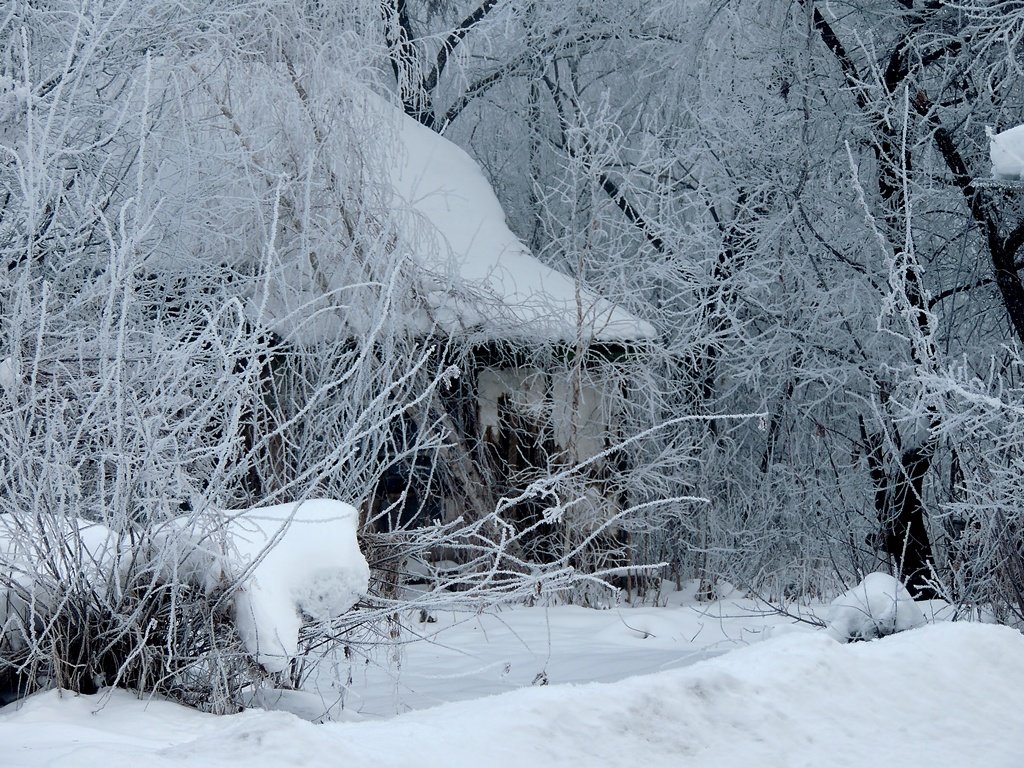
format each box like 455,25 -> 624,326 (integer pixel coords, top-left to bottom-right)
139,59 -> 653,346
378,96 -> 655,344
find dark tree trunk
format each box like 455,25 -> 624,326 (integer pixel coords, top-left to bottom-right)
888,447 -> 940,599
861,423 -> 940,599
808,3 -> 947,599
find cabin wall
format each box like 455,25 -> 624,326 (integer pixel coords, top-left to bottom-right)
475,365 -> 627,564
477,367 -> 612,463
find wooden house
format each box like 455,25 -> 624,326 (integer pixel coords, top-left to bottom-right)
122,58 -> 656,561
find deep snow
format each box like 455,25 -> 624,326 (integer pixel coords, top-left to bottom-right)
1,607 -> 1020,767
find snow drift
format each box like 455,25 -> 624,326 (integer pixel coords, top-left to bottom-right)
1,622 -> 1021,767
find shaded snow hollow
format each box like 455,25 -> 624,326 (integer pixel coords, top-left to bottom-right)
1,622 -> 1020,767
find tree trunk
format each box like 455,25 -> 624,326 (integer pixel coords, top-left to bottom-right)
862,425 -> 940,599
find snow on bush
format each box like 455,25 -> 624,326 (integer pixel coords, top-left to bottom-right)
0,499 -> 368,705
223,500 -> 369,674
0,516 -> 128,651
146,499 -> 370,674
826,572 -> 926,642
987,124 -> 1024,179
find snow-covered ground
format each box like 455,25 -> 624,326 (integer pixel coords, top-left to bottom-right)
342,589 -> 800,716
2,592 -> 1021,767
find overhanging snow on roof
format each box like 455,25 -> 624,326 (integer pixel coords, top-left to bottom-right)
376,93 -> 656,344
140,58 -> 653,346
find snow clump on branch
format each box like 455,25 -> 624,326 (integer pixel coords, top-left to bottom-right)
987,124 -> 1024,179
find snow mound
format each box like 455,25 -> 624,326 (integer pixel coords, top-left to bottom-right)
2,622 -> 1022,767
988,124 -> 1024,179
225,500 -> 369,673
0,516 -> 125,587
826,572 -> 925,642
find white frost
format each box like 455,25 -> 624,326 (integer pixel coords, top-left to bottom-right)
988,124 -> 1024,179
0,516 -> 128,650
826,572 -> 925,642
477,366 -> 613,461
0,357 -> 17,398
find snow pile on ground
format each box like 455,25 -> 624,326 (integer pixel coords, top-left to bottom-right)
988,124 -> 1024,179
827,572 -> 926,641
338,584 -> 993,718
0,516 -> 124,588
1,621 -> 1020,767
